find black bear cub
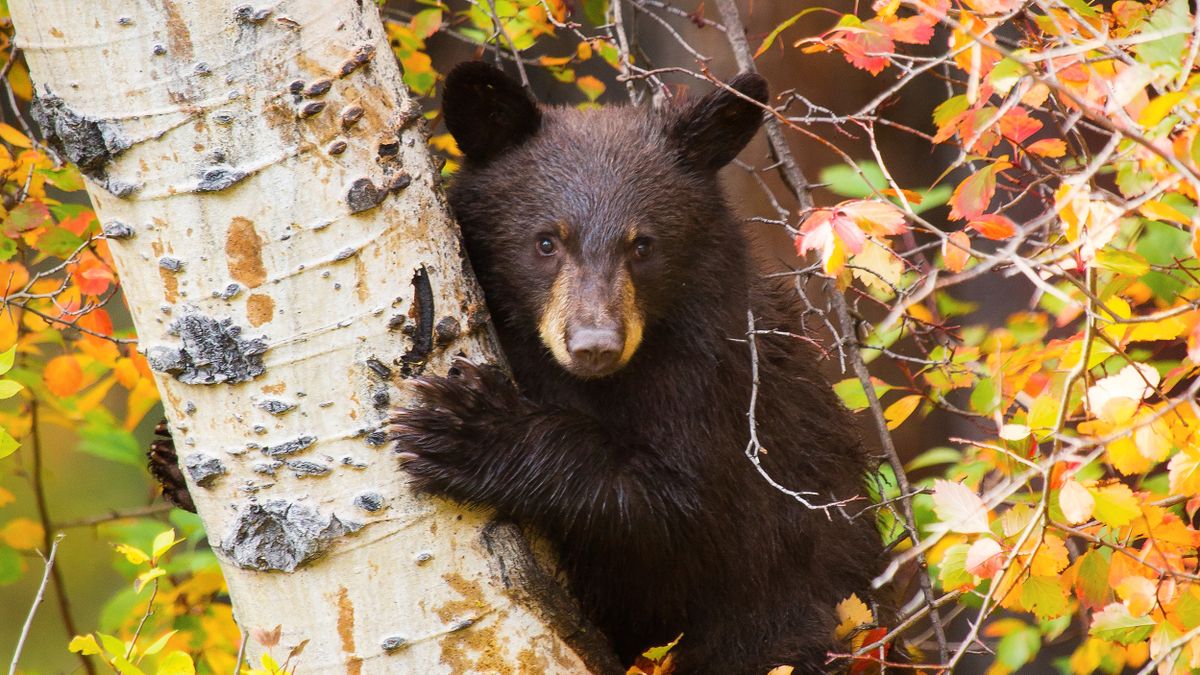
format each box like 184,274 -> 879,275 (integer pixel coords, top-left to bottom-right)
391,62 -> 885,673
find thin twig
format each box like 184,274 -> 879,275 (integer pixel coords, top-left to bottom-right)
8,533 -> 64,675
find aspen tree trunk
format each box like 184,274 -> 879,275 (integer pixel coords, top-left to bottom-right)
10,2 -> 614,672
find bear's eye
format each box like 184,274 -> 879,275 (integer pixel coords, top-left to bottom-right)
536,236 -> 557,256
632,237 -> 654,260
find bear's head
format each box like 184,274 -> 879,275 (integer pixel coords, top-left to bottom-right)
444,62 -> 767,379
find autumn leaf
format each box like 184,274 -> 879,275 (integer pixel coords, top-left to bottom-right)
835,593 -> 875,642
1027,138 -> 1066,157
967,213 -> 1017,240
943,230 -> 972,272
1058,479 -> 1095,524
1090,482 -> 1141,528
965,537 -> 1004,578
931,479 -> 990,533
44,354 -> 84,398
796,200 -> 908,276
948,160 -> 1011,221
1,517 -> 44,550
1090,603 -> 1156,644
883,394 -> 921,429
1086,363 -> 1159,419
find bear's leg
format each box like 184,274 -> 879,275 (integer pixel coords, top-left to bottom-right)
391,359 -> 702,550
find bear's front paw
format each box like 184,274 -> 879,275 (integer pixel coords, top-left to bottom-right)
390,358 -> 521,501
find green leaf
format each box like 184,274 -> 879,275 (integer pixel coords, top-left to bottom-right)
0,345 -> 16,375
1073,548 -> 1112,610
0,429 -> 18,460
0,237 -> 15,262
97,631 -> 127,658
78,423 -> 142,467
933,94 -> 970,129
37,165 -> 85,192
1020,575 -> 1069,620
754,7 -> 826,57
970,377 -> 998,414
142,629 -> 177,657
1089,603 -> 1156,644
1177,587 -> 1200,629
905,447 -> 962,472
582,0 -> 608,26
1136,221 -> 1192,301
0,379 -> 21,400
0,545 -> 21,584
937,542 -> 973,591
820,162 -> 888,198
996,624 -> 1040,671
832,377 -> 893,411
35,227 -> 85,258
1134,0 -> 1188,75
1095,249 -> 1149,277
641,633 -> 682,661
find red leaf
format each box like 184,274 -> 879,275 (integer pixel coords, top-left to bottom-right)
998,107 -> 1042,144
828,22 -> 894,75
71,252 -> 115,297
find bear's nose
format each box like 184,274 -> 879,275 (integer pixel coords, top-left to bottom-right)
567,328 -> 623,375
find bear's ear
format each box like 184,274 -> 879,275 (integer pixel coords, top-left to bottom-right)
668,74 -> 768,172
443,62 -> 541,163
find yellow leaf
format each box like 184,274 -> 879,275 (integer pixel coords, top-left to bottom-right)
1138,91 -> 1187,127
1059,479 -> 1095,524
0,123 -> 31,149
157,651 -> 196,675
1025,533 -> 1070,576
1090,482 -> 1141,528
1107,437 -> 1155,476
134,567 -> 165,593
152,528 -> 179,561
1138,199 -> 1191,224
884,394 -> 921,430
0,486 -> 14,508
767,668 -> 794,675
1,517 -> 43,550
68,634 -> 101,656
114,543 -> 149,566
834,593 -> 874,642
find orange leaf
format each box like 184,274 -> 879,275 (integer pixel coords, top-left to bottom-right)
968,213 -> 1017,240
998,107 -> 1042,144
943,230 -> 971,272
0,123 -> 32,149
44,354 -> 84,398
2,517 -> 44,550
1027,138 -> 1066,158
948,160 -> 1010,220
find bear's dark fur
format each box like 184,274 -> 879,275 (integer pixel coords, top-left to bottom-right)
390,63 -> 885,674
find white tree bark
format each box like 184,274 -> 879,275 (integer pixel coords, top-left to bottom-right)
10,2 -> 613,672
